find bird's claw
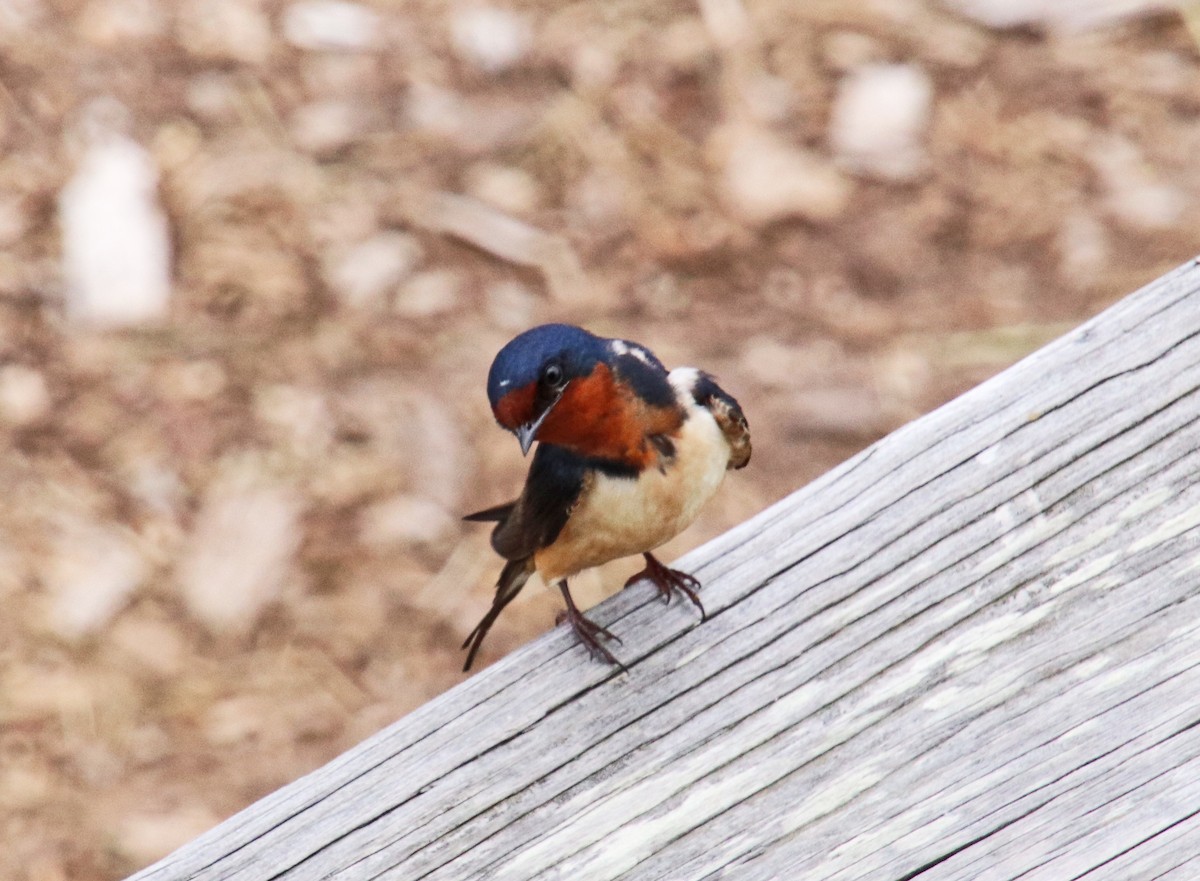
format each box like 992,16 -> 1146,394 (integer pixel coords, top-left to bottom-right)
556,605 -> 625,668
625,553 -> 706,620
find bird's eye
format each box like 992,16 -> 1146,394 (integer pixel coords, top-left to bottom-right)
542,363 -> 564,389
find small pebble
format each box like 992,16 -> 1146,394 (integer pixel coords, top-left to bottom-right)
465,163 -> 541,216
185,72 -> 243,123
59,126 -> 172,327
1089,135 -> 1186,232
941,0 -> 1171,34
0,195 -> 28,246
176,0 -> 272,64
830,63 -> 933,181
326,231 -> 423,311
46,519 -> 146,640
290,100 -> 368,156
1057,209 -> 1109,285
0,365 -> 50,427
77,0 -> 166,45
159,360 -> 227,403
283,0 -> 381,51
450,5 -> 532,73
177,471 -> 303,634
254,383 -> 334,458
116,808 -> 221,867
485,280 -> 538,331
715,121 -> 852,226
395,269 -> 462,318
359,494 -> 456,550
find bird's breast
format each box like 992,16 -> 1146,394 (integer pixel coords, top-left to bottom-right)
534,407 -> 730,582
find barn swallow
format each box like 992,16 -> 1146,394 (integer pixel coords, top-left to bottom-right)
462,323 -> 750,671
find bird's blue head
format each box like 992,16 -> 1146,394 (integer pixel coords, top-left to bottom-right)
486,324 -> 609,454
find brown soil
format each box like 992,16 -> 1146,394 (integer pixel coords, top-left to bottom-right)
2,2 -> 1198,879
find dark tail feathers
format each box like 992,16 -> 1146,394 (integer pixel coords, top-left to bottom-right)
463,501 -> 516,523
462,556 -> 534,671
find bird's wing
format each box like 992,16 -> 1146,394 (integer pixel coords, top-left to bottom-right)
690,372 -> 751,469
610,345 -> 678,410
489,443 -> 590,560
461,445 -> 590,671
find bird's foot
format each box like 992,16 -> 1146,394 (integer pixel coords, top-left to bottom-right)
556,581 -> 626,670
625,552 -> 706,620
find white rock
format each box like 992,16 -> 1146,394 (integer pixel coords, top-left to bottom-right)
161,359 -> 227,403
740,74 -> 793,125
0,365 -> 49,426
940,0 -> 1171,34
283,0 -> 381,51
450,5 -> 531,74
254,383 -> 334,457
395,269 -> 461,318
0,0 -> 43,40
185,73 -> 241,122
325,231 -> 422,310
78,0 -> 166,45
126,461 -> 185,517
116,807 -> 220,867
568,43 -> 618,92
1089,135 -> 1186,232
567,168 -> 630,233
659,16 -> 714,72
697,0 -> 751,51
402,392 -> 470,510
1057,209 -> 1109,285
830,63 -> 933,182
176,0 -> 272,64
465,162 -> 541,216
715,122 -> 852,226
177,472 -> 303,633
0,195 -> 27,246
485,280 -> 537,331
406,81 -> 469,137
47,518 -> 146,639
359,494 -> 455,550
59,129 -> 172,327
290,99 -> 367,156
334,382 -> 470,510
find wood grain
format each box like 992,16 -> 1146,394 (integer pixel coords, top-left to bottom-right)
129,258 -> 1200,881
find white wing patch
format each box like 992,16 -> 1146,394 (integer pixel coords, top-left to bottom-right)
610,339 -> 654,366
668,367 -> 702,407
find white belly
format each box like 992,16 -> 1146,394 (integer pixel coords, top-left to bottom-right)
535,407 -> 730,582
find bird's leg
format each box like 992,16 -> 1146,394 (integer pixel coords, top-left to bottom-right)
555,580 -> 625,669
625,552 -> 706,620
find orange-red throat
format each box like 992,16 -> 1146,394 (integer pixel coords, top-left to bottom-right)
493,382 -> 537,433
535,363 -> 683,468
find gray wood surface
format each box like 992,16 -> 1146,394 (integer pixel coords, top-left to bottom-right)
130,258 -> 1200,881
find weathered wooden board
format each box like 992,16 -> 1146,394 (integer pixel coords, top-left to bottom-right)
130,258 -> 1200,881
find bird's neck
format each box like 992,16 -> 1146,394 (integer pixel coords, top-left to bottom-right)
538,363 -> 684,469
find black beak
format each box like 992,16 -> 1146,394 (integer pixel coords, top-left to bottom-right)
513,389 -> 563,456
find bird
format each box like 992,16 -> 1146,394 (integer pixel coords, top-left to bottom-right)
462,323 -> 750,671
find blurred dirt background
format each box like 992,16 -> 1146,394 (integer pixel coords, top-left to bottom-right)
2,0 -> 1199,878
